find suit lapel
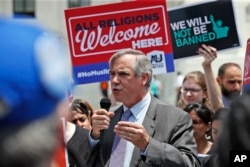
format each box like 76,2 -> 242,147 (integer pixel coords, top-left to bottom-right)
130,96 -> 157,166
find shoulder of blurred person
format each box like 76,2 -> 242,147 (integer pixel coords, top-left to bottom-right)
217,93 -> 250,167
0,16 -> 71,167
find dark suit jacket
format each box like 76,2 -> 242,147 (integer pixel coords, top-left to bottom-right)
86,96 -> 201,167
67,125 -> 89,167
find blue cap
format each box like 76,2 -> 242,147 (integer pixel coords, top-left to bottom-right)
0,17 -> 70,126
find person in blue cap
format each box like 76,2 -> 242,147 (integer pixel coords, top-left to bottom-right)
0,16 -> 70,167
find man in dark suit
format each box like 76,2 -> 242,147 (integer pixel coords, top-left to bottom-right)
86,49 -> 200,167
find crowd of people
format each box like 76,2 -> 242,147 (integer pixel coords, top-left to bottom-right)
1,15 -> 249,167
64,42 -> 247,167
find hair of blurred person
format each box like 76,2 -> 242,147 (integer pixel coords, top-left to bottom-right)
211,107 -> 229,142
217,93 -> 250,167
178,71 -> 211,109
0,17 -> 70,167
184,102 -> 214,156
69,99 -> 93,130
217,63 -> 242,107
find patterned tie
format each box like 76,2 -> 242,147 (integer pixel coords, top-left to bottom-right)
109,109 -> 132,167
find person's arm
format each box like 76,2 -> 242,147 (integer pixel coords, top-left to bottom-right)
143,107 -> 200,167
198,44 -> 223,111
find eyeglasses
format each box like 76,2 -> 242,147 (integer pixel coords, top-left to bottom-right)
180,88 -> 203,94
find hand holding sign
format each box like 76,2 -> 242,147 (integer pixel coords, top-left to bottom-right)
198,44 -> 217,67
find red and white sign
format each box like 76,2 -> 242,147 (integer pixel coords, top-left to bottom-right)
65,0 -> 174,84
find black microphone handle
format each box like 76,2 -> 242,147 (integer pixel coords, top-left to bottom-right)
99,97 -> 111,166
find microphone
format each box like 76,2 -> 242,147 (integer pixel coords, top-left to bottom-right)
100,97 -> 111,111
99,97 -> 111,166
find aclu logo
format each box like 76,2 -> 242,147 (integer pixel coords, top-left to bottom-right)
230,150 -> 250,167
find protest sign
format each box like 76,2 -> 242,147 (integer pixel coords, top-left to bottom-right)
65,0 -> 174,84
168,0 -> 240,59
243,38 -> 250,93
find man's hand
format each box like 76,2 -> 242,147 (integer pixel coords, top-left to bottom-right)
91,109 -> 114,139
114,121 -> 150,151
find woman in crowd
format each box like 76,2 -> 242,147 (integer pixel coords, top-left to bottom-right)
201,107 -> 229,167
178,71 -> 211,110
217,93 -> 250,167
178,44 -> 224,112
69,99 -> 94,130
184,102 -> 214,158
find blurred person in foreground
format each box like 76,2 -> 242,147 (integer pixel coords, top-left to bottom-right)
217,92 -> 250,167
201,107 -> 229,167
0,17 -> 70,167
86,49 -> 200,167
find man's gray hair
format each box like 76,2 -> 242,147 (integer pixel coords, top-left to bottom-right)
109,49 -> 153,87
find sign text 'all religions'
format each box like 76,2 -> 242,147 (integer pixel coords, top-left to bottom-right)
68,7 -> 170,57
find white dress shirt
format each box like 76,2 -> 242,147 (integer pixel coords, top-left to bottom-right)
89,92 -> 151,167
